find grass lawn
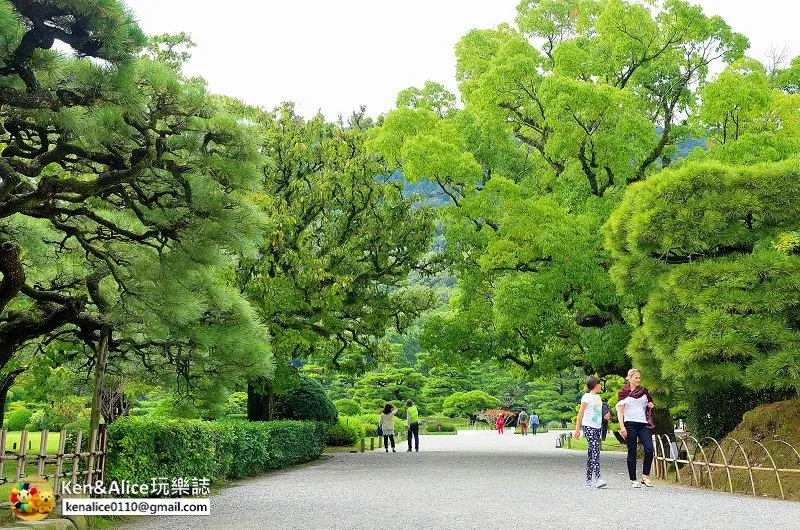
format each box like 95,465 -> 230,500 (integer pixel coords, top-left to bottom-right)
3,431 -> 63,454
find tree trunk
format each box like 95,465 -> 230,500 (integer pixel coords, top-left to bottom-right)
652,406 -> 675,441
89,329 -> 109,434
0,368 -> 24,427
247,377 -> 275,421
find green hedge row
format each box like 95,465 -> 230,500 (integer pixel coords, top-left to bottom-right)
105,417 -> 327,486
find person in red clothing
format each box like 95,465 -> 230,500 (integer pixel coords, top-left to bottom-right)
496,412 -> 505,434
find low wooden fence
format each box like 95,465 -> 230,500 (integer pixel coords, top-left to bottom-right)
652,434 -> 800,500
0,426 -> 108,506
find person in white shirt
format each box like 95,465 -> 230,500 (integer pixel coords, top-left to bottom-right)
616,368 -> 656,487
574,376 -> 607,488
379,403 -> 398,453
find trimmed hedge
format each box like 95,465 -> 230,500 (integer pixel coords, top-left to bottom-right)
425,423 -> 456,433
104,417 -> 327,486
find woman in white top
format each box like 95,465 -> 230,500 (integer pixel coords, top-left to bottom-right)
616,368 -> 656,487
379,403 -> 398,453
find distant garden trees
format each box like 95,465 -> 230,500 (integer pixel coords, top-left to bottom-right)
441,390 -> 498,419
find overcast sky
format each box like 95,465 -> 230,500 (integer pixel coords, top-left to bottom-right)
126,0 -> 800,119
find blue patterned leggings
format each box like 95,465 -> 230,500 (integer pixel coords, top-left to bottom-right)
583,426 -> 602,481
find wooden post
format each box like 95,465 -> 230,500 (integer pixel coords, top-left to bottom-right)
16,429 -> 28,481
96,424 -> 108,483
86,428 -> 98,486
370,437 -> 375,451
360,437 -> 365,453
54,429 -> 66,496
71,430 -> 83,486
37,429 -> 48,476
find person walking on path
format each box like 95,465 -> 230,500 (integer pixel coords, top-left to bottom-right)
529,412 -> 539,435
380,403 -> 398,452
616,368 -> 656,487
574,376 -> 607,488
518,409 -> 529,436
406,400 -> 420,452
496,412 -> 505,434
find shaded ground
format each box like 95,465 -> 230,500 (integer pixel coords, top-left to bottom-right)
121,430 -> 798,530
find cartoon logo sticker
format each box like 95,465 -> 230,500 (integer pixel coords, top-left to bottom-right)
10,476 -> 54,521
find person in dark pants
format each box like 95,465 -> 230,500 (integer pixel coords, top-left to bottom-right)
616,368 -> 656,488
406,399 -> 420,452
379,403 -> 397,452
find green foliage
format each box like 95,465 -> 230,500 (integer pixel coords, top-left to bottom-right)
524,370 -> 584,427
232,103 -> 436,377
4,408 -> 33,431
697,59 -> 773,144
327,418 -> 360,446
419,367 -> 474,414
104,417 -> 327,486
441,391 -> 498,417
333,399 -> 361,417
370,0 -> 748,380
352,368 -> 427,413
223,392 -> 248,417
64,419 -> 91,450
0,0 -> 273,414
273,376 -> 338,425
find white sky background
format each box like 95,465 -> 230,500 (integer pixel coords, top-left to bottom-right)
126,0 -> 800,119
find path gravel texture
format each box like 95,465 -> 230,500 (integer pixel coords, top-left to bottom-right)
122,430 -> 798,530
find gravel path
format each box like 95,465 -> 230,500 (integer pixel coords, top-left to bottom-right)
121,430 -> 798,530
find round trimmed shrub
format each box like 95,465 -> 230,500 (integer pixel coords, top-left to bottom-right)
334,399 -> 361,416
327,419 -> 359,446
5,408 -> 33,431
274,376 -> 338,425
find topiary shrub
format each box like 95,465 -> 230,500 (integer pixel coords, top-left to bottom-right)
327,418 -> 360,446
5,408 -> 33,431
333,399 -> 361,416
273,376 -> 338,425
